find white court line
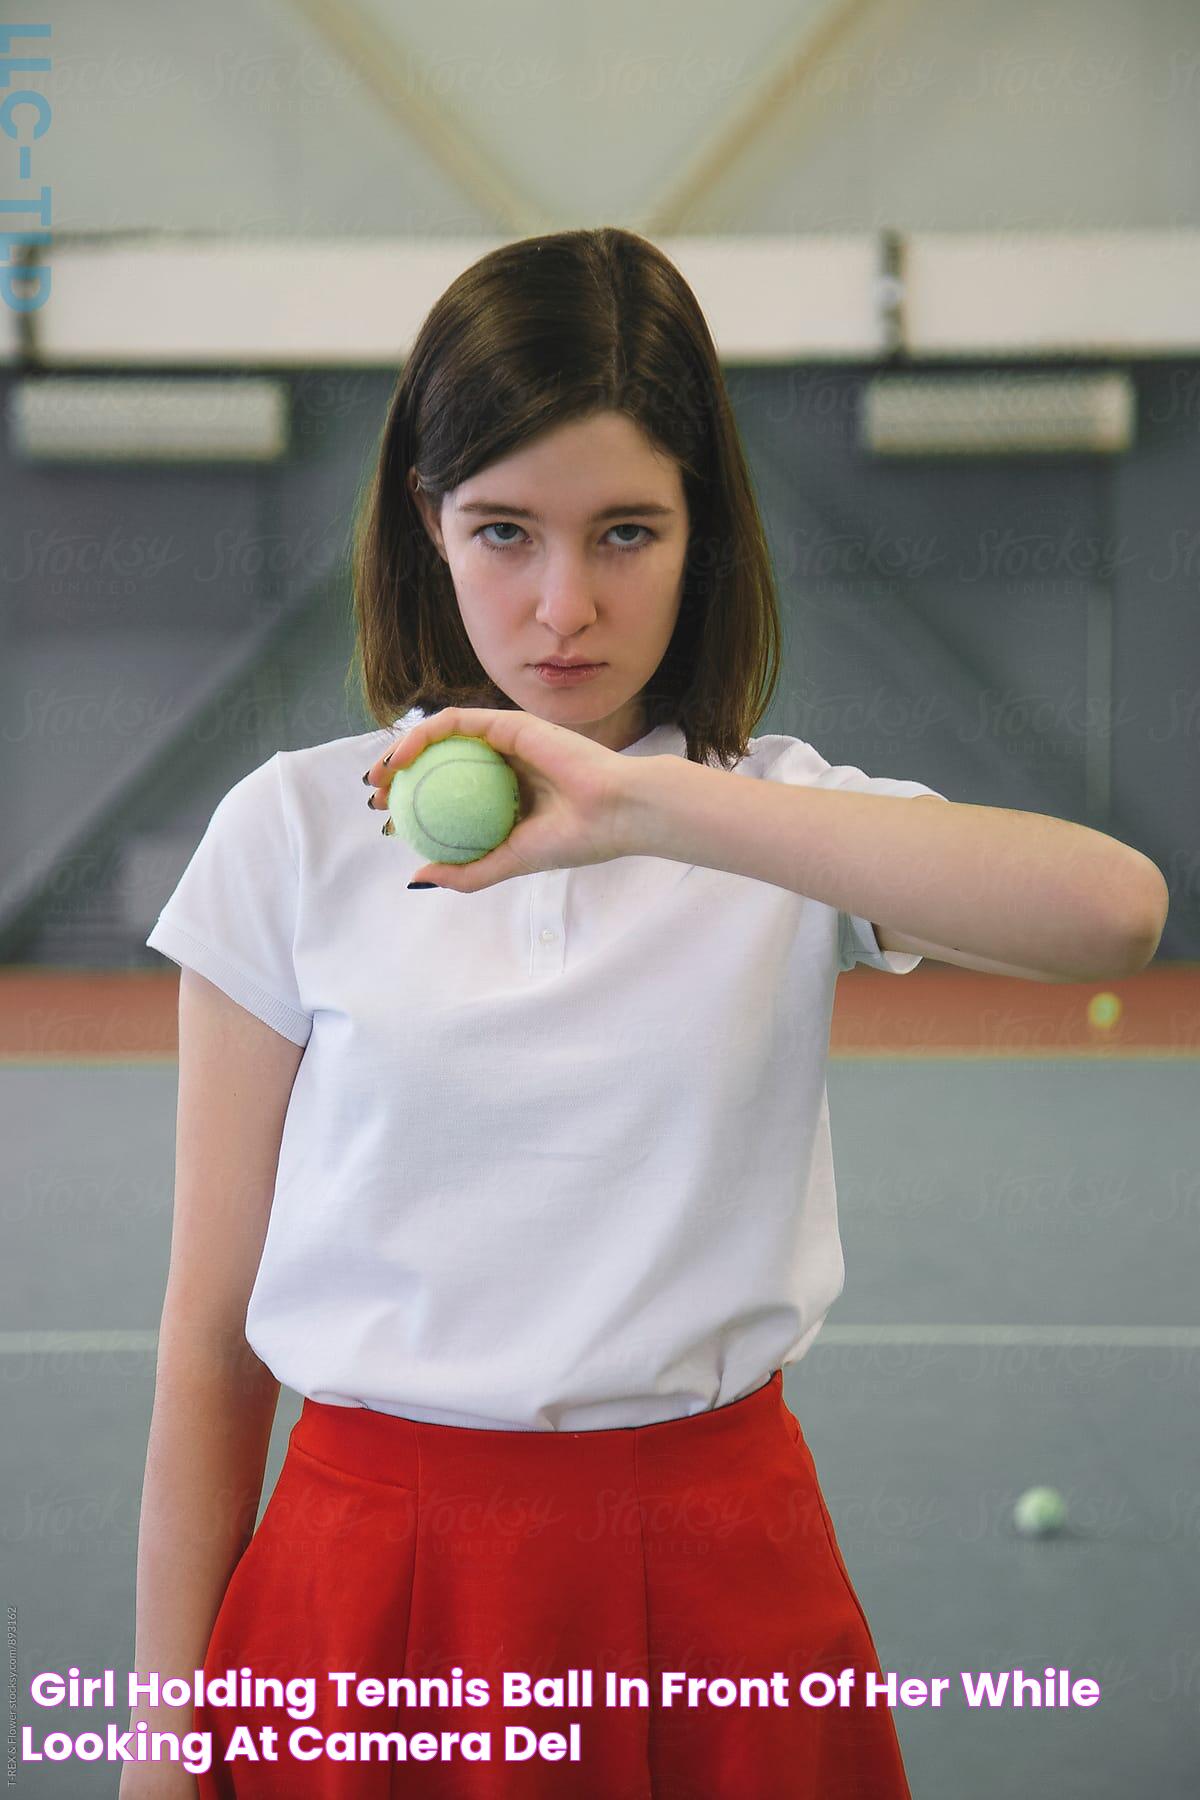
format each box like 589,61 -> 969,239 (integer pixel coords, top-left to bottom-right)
0,1326 -> 1198,1354
817,1325 -> 1200,1347
0,1331 -> 159,1352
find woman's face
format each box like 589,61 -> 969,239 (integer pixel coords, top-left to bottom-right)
410,410 -> 689,753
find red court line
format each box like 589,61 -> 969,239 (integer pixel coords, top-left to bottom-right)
0,966 -> 1197,1060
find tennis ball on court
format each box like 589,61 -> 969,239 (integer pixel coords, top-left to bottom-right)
1013,1486 -> 1067,1537
387,734 -> 520,865
1087,992 -> 1122,1030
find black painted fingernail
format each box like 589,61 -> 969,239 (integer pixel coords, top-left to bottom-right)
361,771 -> 371,785
366,792 -> 376,809
407,881 -> 435,890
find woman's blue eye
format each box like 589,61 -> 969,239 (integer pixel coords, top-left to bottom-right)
473,521 -> 654,553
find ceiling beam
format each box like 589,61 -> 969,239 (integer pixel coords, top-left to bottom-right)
11,232 -> 1200,366
282,0 -> 554,238
639,0 -> 904,236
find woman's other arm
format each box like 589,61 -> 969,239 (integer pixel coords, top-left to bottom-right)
119,969 -> 304,1797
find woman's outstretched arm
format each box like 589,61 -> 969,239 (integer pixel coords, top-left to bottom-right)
120,970 -> 303,1797
621,762 -> 1169,983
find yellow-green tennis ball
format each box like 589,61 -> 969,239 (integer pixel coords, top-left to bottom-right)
1087,992 -> 1122,1030
1013,1486 -> 1067,1537
387,734 -> 520,865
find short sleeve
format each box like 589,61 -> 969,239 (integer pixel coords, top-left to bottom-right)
145,753 -> 313,1046
764,737 -> 951,975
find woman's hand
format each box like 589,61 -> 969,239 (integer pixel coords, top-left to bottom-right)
364,707 -> 643,893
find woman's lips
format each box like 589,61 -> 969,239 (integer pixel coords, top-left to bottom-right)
531,662 -> 606,685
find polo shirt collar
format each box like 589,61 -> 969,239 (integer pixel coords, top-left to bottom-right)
620,722 -> 685,758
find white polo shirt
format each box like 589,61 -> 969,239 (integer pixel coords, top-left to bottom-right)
146,712 -> 946,1431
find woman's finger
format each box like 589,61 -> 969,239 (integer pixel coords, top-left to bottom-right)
373,707 -> 511,784
410,832 -> 528,895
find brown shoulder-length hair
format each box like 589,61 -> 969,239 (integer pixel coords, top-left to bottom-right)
347,226 -> 782,770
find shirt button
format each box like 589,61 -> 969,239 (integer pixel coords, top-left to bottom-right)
539,928 -> 557,944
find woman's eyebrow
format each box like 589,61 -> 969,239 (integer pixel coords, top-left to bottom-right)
455,500 -> 677,523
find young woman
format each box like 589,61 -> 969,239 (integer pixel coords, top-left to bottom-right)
127,227 -> 1166,1799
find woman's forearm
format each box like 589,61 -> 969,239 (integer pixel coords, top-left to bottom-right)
125,1341 -> 279,1740
621,755 -> 1167,980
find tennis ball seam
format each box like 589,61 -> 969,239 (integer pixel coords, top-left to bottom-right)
412,759 -> 515,853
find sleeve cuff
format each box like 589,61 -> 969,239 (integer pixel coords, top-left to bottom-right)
146,916 -> 313,1047
838,911 -> 924,975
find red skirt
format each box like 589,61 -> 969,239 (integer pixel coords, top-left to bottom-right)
194,1369 -> 911,1798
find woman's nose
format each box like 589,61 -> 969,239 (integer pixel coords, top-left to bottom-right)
535,585 -> 600,631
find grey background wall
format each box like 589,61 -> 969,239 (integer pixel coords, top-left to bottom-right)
2,357 -> 1194,966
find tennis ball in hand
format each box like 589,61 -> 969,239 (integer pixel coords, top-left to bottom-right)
387,734 -> 521,865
